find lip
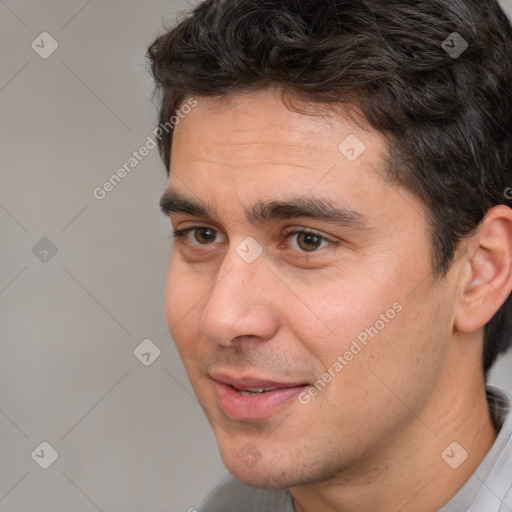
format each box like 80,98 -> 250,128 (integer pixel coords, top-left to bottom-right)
211,373 -> 309,421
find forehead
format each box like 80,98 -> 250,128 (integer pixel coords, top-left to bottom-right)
167,92 -> 394,228
170,89 -> 388,179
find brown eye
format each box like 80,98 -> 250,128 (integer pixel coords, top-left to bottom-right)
286,229 -> 332,253
172,226 -> 225,246
194,228 -> 217,244
297,232 -> 324,252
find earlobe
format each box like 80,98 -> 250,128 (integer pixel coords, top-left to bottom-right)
454,205 -> 512,333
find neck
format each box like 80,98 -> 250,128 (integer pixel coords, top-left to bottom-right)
290,342 -> 497,512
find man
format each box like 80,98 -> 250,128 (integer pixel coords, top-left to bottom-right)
148,0 -> 512,510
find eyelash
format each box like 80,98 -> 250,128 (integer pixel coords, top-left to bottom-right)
171,226 -> 335,254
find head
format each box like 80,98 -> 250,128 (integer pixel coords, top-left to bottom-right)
148,0 -> 512,489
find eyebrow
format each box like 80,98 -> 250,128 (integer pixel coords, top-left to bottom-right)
160,189 -> 214,218
160,189 -> 369,230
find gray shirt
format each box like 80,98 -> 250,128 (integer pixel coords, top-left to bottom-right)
199,385 -> 512,512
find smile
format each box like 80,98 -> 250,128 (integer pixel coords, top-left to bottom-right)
211,374 -> 309,421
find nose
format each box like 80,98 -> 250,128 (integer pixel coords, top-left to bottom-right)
198,246 -> 280,347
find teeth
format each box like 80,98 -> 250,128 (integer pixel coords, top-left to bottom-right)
238,387 -> 277,396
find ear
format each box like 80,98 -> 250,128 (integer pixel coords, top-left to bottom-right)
454,205 -> 512,333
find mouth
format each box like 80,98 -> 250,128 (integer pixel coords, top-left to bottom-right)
210,373 -> 310,421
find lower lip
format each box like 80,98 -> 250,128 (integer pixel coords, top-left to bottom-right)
213,382 -> 307,421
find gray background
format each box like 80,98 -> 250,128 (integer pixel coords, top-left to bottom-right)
1,1 -> 511,510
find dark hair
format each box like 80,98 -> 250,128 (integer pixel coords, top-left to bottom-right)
147,0 -> 512,375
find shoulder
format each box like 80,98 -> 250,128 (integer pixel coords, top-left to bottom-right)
198,475 -> 294,512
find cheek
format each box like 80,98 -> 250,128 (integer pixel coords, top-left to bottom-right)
165,260 -> 205,354
165,260 -> 181,325
289,272 -> 399,362
289,259 -> 445,387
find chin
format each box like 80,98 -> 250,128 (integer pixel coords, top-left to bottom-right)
220,447 -> 338,490
226,460 -> 299,490
214,440 -> 288,488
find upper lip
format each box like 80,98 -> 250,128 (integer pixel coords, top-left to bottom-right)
210,372 -> 309,391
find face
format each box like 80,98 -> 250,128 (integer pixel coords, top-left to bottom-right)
163,89 -> 461,489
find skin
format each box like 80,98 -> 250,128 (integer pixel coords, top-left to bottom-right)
162,89 -> 512,512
